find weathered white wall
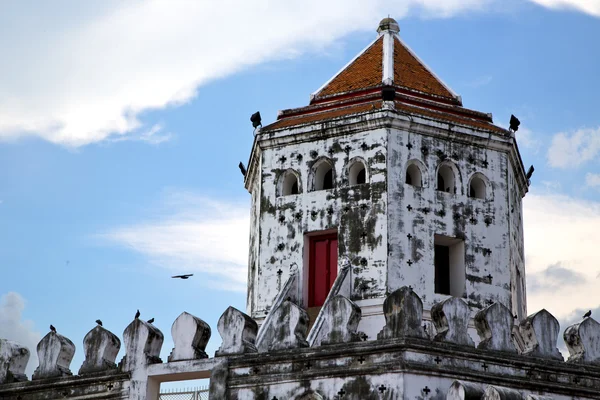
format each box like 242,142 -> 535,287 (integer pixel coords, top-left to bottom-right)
386,119 -> 522,315
247,126 -> 389,319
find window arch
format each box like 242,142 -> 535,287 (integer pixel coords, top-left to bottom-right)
279,169 -> 301,196
348,158 -> 367,186
406,165 -> 422,187
437,163 -> 456,194
469,173 -> 488,200
312,158 -> 335,191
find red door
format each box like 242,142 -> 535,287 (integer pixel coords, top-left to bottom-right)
308,233 -> 338,307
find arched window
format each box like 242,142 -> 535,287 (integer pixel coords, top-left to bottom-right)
313,159 -> 334,191
405,164 -> 422,187
348,159 -> 367,186
281,170 -> 300,196
469,174 -> 487,200
437,164 -> 455,194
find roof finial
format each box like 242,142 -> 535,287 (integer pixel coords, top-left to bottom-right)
377,17 -> 399,35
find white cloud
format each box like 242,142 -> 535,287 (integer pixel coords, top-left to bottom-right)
0,292 -> 41,378
0,0 -> 492,147
101,192 -> 250,291
529,0 -> 600,17
585,173 -> 600,188
524,193 -> 600,319
546,127 -> 600,168
108,123 -> 173,145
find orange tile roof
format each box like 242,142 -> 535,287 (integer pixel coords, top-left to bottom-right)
264,27 -> 505,136
264,101 -> 383,130
393,37 -> 454,100
316,37 -> 384,97
263,97 -> 506,134
394,102 -> 507,134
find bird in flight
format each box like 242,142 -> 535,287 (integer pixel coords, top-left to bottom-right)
147,318 -> 155,324
50,325 -> 56,333
172,274 -> 193,280
584,310 -> 592,319
135,309 -> 140,319
96,319 -> 103,326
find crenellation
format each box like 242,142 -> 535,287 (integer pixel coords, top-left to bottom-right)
216,306 -> 258,356
0,339 -> 30,384
120,317 -> 164,372
3,289 -> 600,398
518,309 -> 562,360
168,312 -> 211,361
431,297 -> 475,347
563,317 -> 600,365
78,324 -> 120,375
32,330 -> 75,380
474,303 -> 517,353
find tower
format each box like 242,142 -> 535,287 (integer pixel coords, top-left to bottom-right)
243,18 -> 528,339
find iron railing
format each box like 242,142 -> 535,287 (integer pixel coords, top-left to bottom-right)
159,386 -> 209,400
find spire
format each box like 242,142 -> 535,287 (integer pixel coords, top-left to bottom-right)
310,17 -> 459,104
377,17 -> 400,35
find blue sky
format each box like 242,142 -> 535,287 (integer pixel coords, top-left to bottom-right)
2,0 -> 600,380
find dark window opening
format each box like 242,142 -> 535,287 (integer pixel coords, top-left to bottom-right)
406,163 -> 422,187
281,171 -> 300,196
356,168 -> 366,184
314,161 -> 334,191
323,169 -> 333,190
434,235 -> 465,297
437,174 -> 446,191
469,176 -> 486,199
437,165 -> 455,193
349,161 -> 366,186
434,245 -> 450,295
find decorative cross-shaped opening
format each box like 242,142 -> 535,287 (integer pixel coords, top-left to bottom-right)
279,156 -> 287,163
407,260 -> 413,266
470,216 -> 477,224
486,274 -> 493,283
406,143 -> 413,149
422,386 -> 431,394
407,205 -> 413,211
304,361 -> 312,370
357,355 -> 366,364
407,233 -> 413,240
526,369 -> 533,378
106,382 -> 114,390
434,356 -> 442,364
482,363 -> 489,371
360,333 -> 368,341
378,385 -> 387,393
338,388 -> 346,397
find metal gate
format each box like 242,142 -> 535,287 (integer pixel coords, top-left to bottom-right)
159,387 -> 209,400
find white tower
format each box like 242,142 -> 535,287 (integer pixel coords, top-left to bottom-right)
243,18 -> 528,339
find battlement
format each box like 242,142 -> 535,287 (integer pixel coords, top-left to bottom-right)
2,278 -> 600,399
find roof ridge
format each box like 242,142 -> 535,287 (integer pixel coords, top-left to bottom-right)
310,35 -> 384,102
393,36 -> 461,104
